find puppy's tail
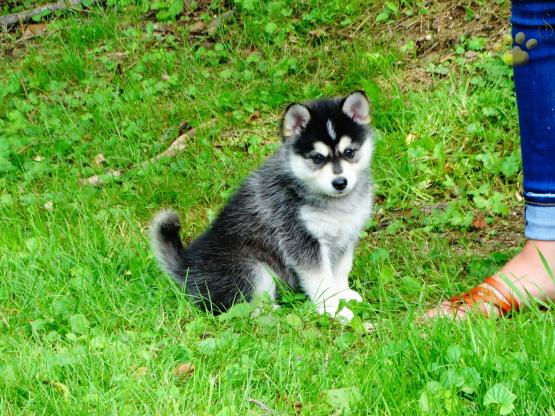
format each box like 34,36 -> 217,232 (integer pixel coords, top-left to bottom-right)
150,209 -> 187,284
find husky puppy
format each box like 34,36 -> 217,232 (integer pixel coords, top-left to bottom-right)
151,91 -> 374,320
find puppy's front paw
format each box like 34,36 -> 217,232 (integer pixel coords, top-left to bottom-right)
334,305 -> 355,322
338,289 -> 363,303
317,299 -> 355,322
326,290 -> 364,322
317,301 -> 340,317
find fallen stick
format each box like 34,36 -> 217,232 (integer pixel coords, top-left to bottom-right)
138,119 -> 216,168
247,398 -> 276,415
0,0 -> 103,29
79,169 -> 121,186
81,120 -> 215,185
138,129 -> 194,169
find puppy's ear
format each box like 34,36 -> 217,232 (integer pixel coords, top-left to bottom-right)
342,91 -> 370,125
281,104 -> 311,140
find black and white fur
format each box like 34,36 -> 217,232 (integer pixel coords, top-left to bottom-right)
151,91 -> 373,320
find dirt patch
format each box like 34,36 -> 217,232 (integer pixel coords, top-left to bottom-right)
373,202 -> 525,257
394,1 -> 510,59
384,1 -> 511,90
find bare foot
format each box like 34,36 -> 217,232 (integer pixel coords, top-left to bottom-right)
424,240 -> 555,320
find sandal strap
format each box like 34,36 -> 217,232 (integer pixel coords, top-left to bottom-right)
449,295 -> 470,315
483,276 -> 520,312
447,277 -> 519,316
470,285 -> 512,315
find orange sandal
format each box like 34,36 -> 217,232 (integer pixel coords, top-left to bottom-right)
447,277 -> 520,317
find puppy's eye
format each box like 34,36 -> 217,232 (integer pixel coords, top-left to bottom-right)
311,154 -> 326,165
343,148 -> 356,159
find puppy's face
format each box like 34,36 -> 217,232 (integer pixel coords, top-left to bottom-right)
283,91 -> 373,197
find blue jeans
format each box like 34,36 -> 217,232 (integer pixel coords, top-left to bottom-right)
512,0 -> 555,240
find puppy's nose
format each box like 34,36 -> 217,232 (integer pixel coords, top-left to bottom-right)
332,177 -> 348,191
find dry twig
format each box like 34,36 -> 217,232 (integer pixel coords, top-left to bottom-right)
0,0 -> 104,29
81,120 -> 215,186
248,398 -> 276,415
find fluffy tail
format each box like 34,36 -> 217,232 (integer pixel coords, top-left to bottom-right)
150,209 -> 187,284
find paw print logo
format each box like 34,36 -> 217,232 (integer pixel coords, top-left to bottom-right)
501,32 -> 538,67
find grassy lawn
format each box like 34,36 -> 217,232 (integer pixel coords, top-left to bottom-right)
1,1 -> 554,414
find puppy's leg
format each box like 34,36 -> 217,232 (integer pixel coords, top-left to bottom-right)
332,244 -> 363,303
252,263 -> 277,301
296,245 -> 354,320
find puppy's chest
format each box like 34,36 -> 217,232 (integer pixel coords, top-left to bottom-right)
300,194 -> 372,249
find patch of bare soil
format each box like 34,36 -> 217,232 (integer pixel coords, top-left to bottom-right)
395,1 -> 510,58
372,201 -> 525,257
389,1 -> 511,89
450,209 -> 525,257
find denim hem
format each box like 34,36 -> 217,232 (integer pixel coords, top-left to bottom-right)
524,204 -> 555,240
524,192 -> 555,207
524,200 -> 555,207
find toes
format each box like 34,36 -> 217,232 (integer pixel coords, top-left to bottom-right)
422,301 -> 469,320
422,294 -> 503,322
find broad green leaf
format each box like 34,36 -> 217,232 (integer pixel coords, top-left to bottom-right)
156,9 -> 170,21
303,327 -> 320,340
185,317 -> 209,335
419,381 -> 444,413
482,107 -> 500,117
385,1 -> 399,13
425,380 -> 444,394
197,338 -> 218,356
30,318 -> 48,332
285,313 -> 302,329
69,314 -> 89,334
335,332 -> 356,349
460,368 -> 481,394
500,154 -> 520,178
0,194 -> 13,206
446,345 -> 462,363
466,122 -> 484,136
51,297 -> 77,318
218,302 -> 253,321
0,364 -> 16,387
468,37 -> 486,51
0,157 -> 14,173
324,387 -> 361,415
349,315 -> 366,334
164,344 -> 192,362
474,195 -> 490,211
256,314 -> 278,329
419,390 -> 431,413
491,192 -> 509,215
219,69 -> 233,80
440,369 -> 464,390
46,350 -> 80,367
484,383 -> 516,415
90,336 -> 108,349
264,22 -> 277,34
376,11 -> 390,23
168,0 -> 183,17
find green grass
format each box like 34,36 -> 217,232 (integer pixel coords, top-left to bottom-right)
1,1 -> 554,414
